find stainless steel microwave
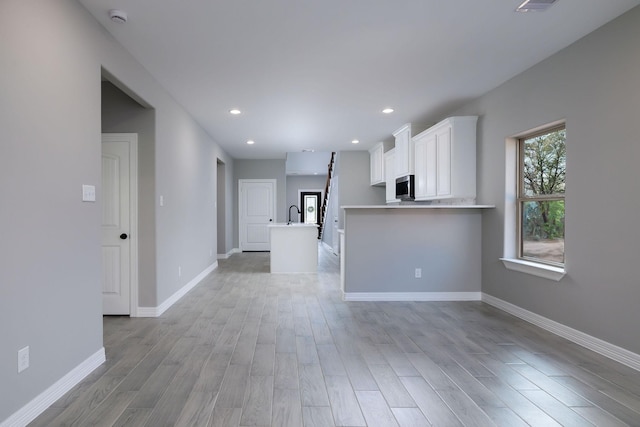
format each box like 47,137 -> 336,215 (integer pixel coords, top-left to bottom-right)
395,175 -> 415,201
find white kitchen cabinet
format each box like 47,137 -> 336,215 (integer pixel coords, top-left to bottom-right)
368,142 -> 385,186
412,116 -> 477,201
436,125 -> 452,196
393,124 -> 413,178
414,130 -> 436,199
384,149 -> 399,204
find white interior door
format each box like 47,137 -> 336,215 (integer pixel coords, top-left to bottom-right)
239,179 -> 276,251
102,134 -> 137,315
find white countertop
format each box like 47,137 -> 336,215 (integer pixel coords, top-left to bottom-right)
342,205 -> 494,209
268,223 -> 319,227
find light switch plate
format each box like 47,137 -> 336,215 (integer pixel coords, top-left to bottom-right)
82,185 -> 96,202
18,346 -> 29,373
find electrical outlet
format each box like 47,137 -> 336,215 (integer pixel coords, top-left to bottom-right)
18,346 -> 29,373
415,268 -> 422,278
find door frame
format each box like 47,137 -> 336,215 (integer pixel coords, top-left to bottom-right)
298,188 -> 323,221
238,179 -> 277,251
102,133 -> 139,317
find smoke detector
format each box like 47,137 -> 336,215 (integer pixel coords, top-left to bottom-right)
109,9 -> 128,23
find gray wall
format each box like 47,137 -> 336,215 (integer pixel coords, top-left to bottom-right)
0,0 -> 233,421
336,151 -> 386,228
233,159 -> 287,248
450,7 -> 640,354
345,209 -> 482,293
101,81 -> 157,306
322,174 -> 340,250
217,160 -> 234,257
320,151 -> 385,249
0,1 -> 103,420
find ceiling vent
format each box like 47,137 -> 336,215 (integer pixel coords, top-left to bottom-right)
516,0 -> 557,12
109,9 -> 128,23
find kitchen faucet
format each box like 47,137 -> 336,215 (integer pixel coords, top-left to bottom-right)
288,205 -> 301,224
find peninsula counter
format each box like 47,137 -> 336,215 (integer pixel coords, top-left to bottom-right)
341,205 -> 493,301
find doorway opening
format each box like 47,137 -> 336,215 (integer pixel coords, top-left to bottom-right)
101,68 -> 155,317
300,190 -> 322,238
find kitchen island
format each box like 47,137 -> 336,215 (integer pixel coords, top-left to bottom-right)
269,223 -> 318,273
341,205 -> 493,300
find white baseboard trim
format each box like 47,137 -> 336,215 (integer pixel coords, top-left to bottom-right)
137,261 -> 218,317
343,292 -> 481,302
482,293 -> 640,372
1,348 -> 105,427
217,248 -> 240,260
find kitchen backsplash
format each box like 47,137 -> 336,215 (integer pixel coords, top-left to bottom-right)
398,197 -> 476,206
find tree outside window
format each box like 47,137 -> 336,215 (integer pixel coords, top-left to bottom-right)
518,127 -> 565,265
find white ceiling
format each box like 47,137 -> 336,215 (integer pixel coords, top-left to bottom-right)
80,0 -> 640,159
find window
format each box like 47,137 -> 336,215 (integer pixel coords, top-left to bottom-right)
517,126 -> 566,267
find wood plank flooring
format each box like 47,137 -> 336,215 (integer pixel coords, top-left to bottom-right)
30,246 -> 640,426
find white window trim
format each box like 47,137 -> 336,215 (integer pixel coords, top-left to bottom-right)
502,121 -> 567,281
500,257 -> 566,281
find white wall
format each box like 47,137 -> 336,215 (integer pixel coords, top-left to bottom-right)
0,0 -> 233,421
451,6 -> 640,354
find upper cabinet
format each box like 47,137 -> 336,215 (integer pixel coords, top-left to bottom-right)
368,142 -> 385,186
384,149 -> 399,204
393,124 -> 413,178
413,116 -> 478,201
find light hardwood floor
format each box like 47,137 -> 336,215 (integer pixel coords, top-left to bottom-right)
30,246 -> 640,426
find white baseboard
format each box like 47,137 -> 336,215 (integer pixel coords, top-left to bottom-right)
1,348 -> 105,427
217,248 -> 240,260
135,306 -> 158,318
137,261 -> 218,317
343,292 -> 481,302
482,293 -> 640,372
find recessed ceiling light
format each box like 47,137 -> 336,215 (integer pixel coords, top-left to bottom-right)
246,140 -> 255,145
516,0 -> 557,12
352,139 -> 359,144
229,109 -> 241,115
382,108 -> 394,114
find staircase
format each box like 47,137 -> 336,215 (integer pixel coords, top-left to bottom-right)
319,152 -> 336,240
